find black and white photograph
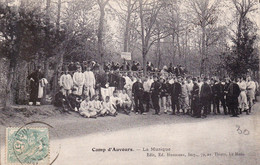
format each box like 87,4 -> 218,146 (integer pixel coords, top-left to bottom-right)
0,0 -> 259,164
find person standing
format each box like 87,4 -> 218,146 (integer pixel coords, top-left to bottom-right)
100,70 -> 110,101
159,78 -> 167,114
169,76 -> 181,115
73,66 -> 85,96
191,78 -> 200,118
143,76 -> 151,112
108,70 -> 117,96
132,77 -> 145,115
83,66 -> 96,98
186,76 -> 194,113
59,68 -> 74,96
150,76 -> 161,115
27,66 -> 44,105
117,72 -> 126,93
180,78 -> 190,114
200,77 -> 212,118
226,78 -> 241,117
246,76 -> 256,113
238,77 -> 249,115
212,78 -> 221,114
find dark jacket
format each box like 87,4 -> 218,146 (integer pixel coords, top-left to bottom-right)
109,73 -> 118,87
117,76 -> 126,90
170,82 -> 181,98
200,83 -> 212,98
191,83 -> 200,99
132,81 -> 144,96
226,82 -> 240,106
100,74 -> 110,88
150,81 -> 161,96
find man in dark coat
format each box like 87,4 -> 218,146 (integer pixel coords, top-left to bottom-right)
109,70 -> 118,96
27,66 -> 44,105
150,76 -> 161,115
132,77 -> 145,115
116,72 -> 126,92
100,70 -> 110,101
226,78 -> 241,117
191,78 -> 200,118
53,87 -> 70,113
170,76 -> 182,115
212,78 -> 223,114
200,77 -> 212,117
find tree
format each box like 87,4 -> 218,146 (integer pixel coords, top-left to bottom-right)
0,3 -> 63,107
186,0 -> 220,75
97,0 -> 109,64
138,0 -> 168,73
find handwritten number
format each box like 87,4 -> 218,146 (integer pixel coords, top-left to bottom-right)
236,126 -> 242,134
243,129 -> 250,135
236,125 -> 250,135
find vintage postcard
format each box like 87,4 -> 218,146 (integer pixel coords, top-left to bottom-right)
0,0 -> 259,164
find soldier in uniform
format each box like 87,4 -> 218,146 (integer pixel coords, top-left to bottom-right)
226,78 -> 241,117
150,76 -> 161,115
132,77 -> 145,115
191,78 -> 200,118
108,70 -> 118,96
169,76 -> 181,115
200,77 -> 212,118
100,70 -> 110,100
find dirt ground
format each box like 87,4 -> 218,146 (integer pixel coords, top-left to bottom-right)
0,101 -> 259,165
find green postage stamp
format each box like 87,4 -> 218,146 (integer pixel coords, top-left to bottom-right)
6,127 -> 49,165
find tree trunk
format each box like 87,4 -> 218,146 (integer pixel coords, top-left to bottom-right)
4,58 -> 17,109
123,0 -> 131,52
56,0 -> 61,35
200,24 -> 206,75
172,33 -> 175,64
98,5 -> 105,64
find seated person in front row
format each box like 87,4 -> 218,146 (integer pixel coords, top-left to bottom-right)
91,95 -> 106,116
67,88 -> 82,112
110,90 -> 123,112
119,88 -> 132,115
79,96 -> 98,119
102,96 -> 118,117
53,86 -> 71,114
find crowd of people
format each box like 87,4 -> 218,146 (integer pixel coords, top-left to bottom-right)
51,61 -> 259,119
65,60 -> 187,76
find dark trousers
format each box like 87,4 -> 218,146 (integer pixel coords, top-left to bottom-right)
143,92 -> 150,112
151,94 -> 160,114
228,105 -> 238,116
29,84 -> 40,104
219,96 -> 227,114
191,97 -> 200,117
201,97 -> 211,116
171,96 -> 180,114
213,95 -> 220,114
134,94 -> 144,114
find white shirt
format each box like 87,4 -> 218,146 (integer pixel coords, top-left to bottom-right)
186,82 -> 194,94
124,76 -> 132,90
73,72 -> 85,86
59,74 -> 73,90
84,71 -> 95,87
119,93 -> 130,102
247,81 -> 256,91
238,81 -> 247,91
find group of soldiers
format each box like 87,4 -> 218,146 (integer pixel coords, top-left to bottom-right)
52,61 -> 258,119
66,60 -> 187,76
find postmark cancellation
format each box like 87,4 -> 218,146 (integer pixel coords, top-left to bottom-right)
6,127 -> 49,165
